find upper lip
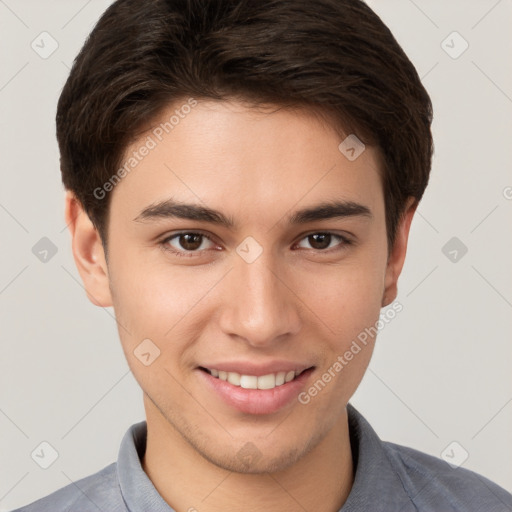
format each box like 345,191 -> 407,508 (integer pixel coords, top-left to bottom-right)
199,361 -> 314,376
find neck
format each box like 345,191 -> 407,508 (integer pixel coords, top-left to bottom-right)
141,395 -> 354,512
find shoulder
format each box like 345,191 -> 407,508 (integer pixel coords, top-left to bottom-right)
9,462 -> 126,512
382,441 -> 512,511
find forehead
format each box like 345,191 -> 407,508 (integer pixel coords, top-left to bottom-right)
108,99 -> 384,226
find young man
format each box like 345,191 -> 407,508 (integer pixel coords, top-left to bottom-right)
12,0 -> 512,511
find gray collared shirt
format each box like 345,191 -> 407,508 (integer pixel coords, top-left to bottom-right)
11,403 -> 512,511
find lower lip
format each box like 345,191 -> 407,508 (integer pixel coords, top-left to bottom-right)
198,368 -> 314,415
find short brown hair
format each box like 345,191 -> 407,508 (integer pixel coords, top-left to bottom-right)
56,0 -> 433,255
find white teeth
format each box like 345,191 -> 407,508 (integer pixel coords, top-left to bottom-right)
275,371 -> 286,386
257,373 -> 276,390
227,372 -> 241,386
285,370 -> 295,383
240,375 -> 258,389
207,368 -> 303,389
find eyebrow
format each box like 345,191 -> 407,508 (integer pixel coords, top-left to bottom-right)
133,198 -> 372,228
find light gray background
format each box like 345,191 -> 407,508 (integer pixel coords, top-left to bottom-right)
1,0 -> 511,510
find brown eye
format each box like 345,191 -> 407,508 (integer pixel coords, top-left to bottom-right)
177,233 -> 203,251
161,232 -> 215,257
307,233 -> 332,250
296,232 -> 350,252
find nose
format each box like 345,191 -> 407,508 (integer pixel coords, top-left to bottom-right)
218,249 -> 302,348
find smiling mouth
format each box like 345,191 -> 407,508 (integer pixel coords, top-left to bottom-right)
198,367 -> 313,390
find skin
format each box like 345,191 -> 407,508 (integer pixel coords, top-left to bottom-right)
65,99 -> 416,512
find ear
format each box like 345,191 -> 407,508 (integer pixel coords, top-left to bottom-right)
382,197 -> 417,307
64,190 -> 113,307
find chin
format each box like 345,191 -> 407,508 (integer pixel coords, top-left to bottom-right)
202,445 -> 305,475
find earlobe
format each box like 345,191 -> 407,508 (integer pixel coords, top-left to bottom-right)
381,197 -> 417,307
64,191 -> 113,307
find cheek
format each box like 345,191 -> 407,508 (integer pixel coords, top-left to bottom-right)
293,247 -> 386,408
109,247 -> 200,329
108,251 -> 225,372
108,261 -> 200,392
297,257 -> 386,342
297,268 -> 383,414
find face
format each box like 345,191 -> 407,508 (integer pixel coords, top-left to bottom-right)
67,99 -> 414,474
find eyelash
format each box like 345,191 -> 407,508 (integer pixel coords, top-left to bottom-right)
159,231 -> 353,258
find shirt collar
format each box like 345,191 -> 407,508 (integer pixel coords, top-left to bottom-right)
117,403 -> 413,512
117,418 -> 175,511
340,403 -> 414,511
